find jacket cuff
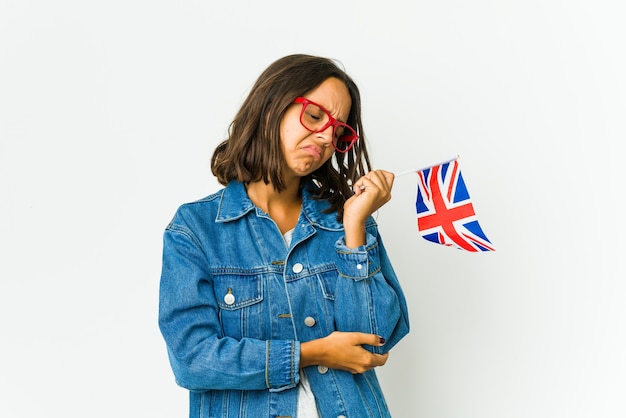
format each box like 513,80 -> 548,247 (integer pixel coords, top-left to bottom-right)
266,340 -> 300,392
335,232 -> 381,280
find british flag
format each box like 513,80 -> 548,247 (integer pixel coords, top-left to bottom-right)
415,158 -> 495,252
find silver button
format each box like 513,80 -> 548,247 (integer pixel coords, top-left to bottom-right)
356,263 -> 363,270
292,263 -> 304,273
317,365 -> 328,374
338,415 -> 346,418
304,316 -> 316,327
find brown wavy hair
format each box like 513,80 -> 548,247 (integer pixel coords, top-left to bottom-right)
211,54 -> 371,221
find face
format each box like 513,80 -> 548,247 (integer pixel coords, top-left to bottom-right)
279,77 -> 352,178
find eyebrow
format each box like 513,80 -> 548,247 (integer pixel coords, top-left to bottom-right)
303,97 -> 350,124
325,103 -> 349,124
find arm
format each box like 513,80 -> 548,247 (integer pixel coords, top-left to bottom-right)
334,170 -> 410,354
334,229 -> 410,354
158,222 -> 299,392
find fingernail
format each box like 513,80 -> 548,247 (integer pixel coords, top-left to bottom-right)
379,337 -> 386,344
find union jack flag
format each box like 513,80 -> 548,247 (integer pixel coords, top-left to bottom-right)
415,158 -> 495,252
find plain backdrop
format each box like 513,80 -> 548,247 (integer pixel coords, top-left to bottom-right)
1,1 -> 625,417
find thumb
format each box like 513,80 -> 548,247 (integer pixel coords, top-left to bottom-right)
358,332 -> 386,346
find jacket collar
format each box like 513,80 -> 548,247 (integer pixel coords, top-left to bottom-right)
216,180 -> 343,231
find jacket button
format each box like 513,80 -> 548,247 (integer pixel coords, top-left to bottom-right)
304,316 -> 316,327
317,365 -> 328,374
292,263 -> 304,273
338,415 -> 346,418
224,292 -> 235,305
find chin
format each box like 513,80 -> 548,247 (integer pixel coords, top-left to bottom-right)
290,162 -> 316,176
294,169 -> 314,178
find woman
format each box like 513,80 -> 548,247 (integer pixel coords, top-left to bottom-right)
159,54 -> 410,418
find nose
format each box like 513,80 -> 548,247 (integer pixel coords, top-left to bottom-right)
315,124 -> 334,145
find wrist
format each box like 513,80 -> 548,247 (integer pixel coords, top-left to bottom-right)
343,218 -> 366,249
300,338 -> 326,368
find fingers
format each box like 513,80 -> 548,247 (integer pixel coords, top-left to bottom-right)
320,332 -> 390,374
352,331 -> 387,347
353,170 -> 395,196
371,352 -> 390,369
328,331 -> 386,347
345,170 -> 395,227
369,170 -> 394,190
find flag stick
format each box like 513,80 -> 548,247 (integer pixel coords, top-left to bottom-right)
394,155 -> 460,177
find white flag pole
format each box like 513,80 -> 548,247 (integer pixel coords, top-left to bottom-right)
394,155 -> 460,177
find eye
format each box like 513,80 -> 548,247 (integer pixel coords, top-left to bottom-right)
305,110 -> 323,121
303,103 -> 328,127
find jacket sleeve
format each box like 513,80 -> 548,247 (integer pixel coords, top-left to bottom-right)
333,222 -> 410,354
158,219 -> 299,393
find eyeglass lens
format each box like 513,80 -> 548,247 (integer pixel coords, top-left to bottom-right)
300,102 -> 357,151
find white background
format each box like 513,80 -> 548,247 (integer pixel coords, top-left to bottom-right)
1,1 -> 625,417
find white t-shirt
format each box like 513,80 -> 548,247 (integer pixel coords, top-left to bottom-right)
297,371 -> 320,418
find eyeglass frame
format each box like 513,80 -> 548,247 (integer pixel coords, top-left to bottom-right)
293,97 -> 359,153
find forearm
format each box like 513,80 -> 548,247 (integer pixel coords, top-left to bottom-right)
164,334 -> 300,392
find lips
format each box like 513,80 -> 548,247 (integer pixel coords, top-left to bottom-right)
301,145 -> 323,159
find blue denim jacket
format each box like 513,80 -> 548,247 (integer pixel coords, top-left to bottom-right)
159,180 -> 410,418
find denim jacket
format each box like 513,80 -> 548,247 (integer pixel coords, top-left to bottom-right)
159,180 -> 410,418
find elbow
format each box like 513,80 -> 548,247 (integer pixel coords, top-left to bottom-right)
167,351 -> 212,392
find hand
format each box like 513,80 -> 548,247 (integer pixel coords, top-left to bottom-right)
300,331 -> 389,374
342,170 -> 395,248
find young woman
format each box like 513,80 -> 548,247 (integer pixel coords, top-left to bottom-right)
159,54 -> 410,418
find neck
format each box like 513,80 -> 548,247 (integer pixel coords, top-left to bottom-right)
246,178 -> 302,234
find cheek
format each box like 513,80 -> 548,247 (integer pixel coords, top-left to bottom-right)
322,148 -> 335,163
279,112 -> 304,146
279,124 -> 295,151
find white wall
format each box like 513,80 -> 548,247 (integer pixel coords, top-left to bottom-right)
1,1 -> 624,417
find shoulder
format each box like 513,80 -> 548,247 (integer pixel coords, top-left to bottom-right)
177,187 -> 224,213
168,181 -> 255,228
166,187 -> 225,230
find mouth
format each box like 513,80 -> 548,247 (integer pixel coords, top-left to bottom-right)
301,145 -> 323,159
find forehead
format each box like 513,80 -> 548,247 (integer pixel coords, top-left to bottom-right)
303,77 -> 352,119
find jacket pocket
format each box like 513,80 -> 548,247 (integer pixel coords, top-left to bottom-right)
214,273 -> 265,340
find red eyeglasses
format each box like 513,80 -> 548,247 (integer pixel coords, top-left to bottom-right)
293,97 -> 359,153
